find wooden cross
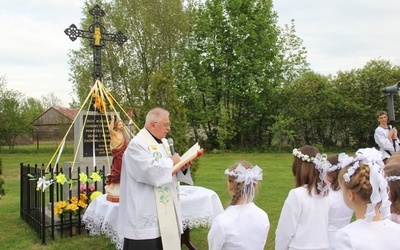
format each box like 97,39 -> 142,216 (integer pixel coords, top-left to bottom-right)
64,4 -> 127,80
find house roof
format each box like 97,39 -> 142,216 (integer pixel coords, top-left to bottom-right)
52,106 -> 79,120
31,106 -> 79,124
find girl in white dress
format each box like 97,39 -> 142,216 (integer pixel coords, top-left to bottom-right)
326,153 -> 354,246
207,161 -> 270,250
331,148 -> 400,250
383,162 -> 400,224
275,145 -> 331,250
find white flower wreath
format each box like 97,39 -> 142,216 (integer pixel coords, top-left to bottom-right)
292,148 -> 315,162
386,176 -> 400,182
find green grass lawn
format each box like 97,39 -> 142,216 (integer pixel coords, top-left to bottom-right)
0,147 -> 297,250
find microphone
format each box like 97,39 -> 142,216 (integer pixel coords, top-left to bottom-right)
167,138 -> 175,155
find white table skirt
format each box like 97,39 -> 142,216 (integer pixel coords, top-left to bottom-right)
82,185 -> 224,249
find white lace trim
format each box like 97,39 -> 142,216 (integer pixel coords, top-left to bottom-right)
182,215 -> 214,230
82,210 -> 123,250
82,209 -> 214,250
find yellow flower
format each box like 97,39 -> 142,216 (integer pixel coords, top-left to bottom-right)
79,172 -> 88,183
78,200 -> 87,209
90,191 -> 103,201
55,173 -> 68,185
80,193 -> 88,202
54,200 -> 69,215
54,204 -> 64,215
90,172 -> 101,182
57,200 -> 68,208
67,203 -> 79,212
70,197 -> 78,204
54,196 -> 88,219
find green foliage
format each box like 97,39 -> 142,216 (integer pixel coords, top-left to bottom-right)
177,0 -> 310,150
268,114 -> 295,154
276,19 -> 310,82
312,143 -> 325,153
0,144 -> 74,154
215,103 -> 237,150
0,84 -> 38,149
332,60 -> 400,147
0,90 -> 23,148
271,59 -> 400,149
0,76 -> 45,150
280,71 -> 333,146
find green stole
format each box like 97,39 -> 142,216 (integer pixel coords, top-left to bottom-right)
138,130 -> 181,250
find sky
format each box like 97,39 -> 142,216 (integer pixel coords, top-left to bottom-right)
1,0 -> 400,107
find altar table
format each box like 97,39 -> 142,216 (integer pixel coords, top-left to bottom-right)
82,185 -> 224,250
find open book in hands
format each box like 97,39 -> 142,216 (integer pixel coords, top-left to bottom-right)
172,142 -> 204,174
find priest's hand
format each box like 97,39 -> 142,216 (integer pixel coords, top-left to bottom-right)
171,153 -> 181,165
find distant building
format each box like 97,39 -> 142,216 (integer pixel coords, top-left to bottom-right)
31,106 -> 78,142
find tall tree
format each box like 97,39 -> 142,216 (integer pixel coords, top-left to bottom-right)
280,71 -> 332,146
276,19 -> 310,83
0,76 -> 44,148
0,88 -> 25,149
179,0 -> 299,149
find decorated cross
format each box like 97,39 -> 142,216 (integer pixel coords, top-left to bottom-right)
64,4 -> 128,80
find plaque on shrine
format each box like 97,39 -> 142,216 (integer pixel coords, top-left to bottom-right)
74,111 -> 112,162
82,115 -> 110,157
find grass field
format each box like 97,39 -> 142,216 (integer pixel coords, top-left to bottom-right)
0,146 -> 300,250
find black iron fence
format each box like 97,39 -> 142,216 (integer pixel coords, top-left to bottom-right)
20,163 -> 105,244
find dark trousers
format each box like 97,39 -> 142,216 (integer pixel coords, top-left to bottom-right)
123,237 -> 163,250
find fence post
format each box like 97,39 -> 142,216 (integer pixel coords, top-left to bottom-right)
40,166 -> 46,244
20,163 -> 24,220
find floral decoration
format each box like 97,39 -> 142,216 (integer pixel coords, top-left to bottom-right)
54,193 -> 88,219
92,92 -> 113,114
79,172 -> 88,183
79,172 -> 103,198
292,148 -> 315,163
55,173 -> 68,185
386,176 -> 400,182
54,171 -> 102,189
90,172 -> 102,182
80,183 -> 95,193
343,161 -> 360,183
158,186 -> 171,208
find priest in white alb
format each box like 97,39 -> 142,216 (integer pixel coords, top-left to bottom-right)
117,107 -> 193,250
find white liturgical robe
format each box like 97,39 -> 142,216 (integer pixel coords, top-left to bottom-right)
117,129 -> 193,242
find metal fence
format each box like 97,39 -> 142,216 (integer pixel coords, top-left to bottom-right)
20,163 -> 105,244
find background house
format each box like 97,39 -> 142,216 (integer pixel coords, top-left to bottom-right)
32,106 -> 78,143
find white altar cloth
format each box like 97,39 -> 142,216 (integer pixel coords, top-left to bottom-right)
82,185 -> 224,249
